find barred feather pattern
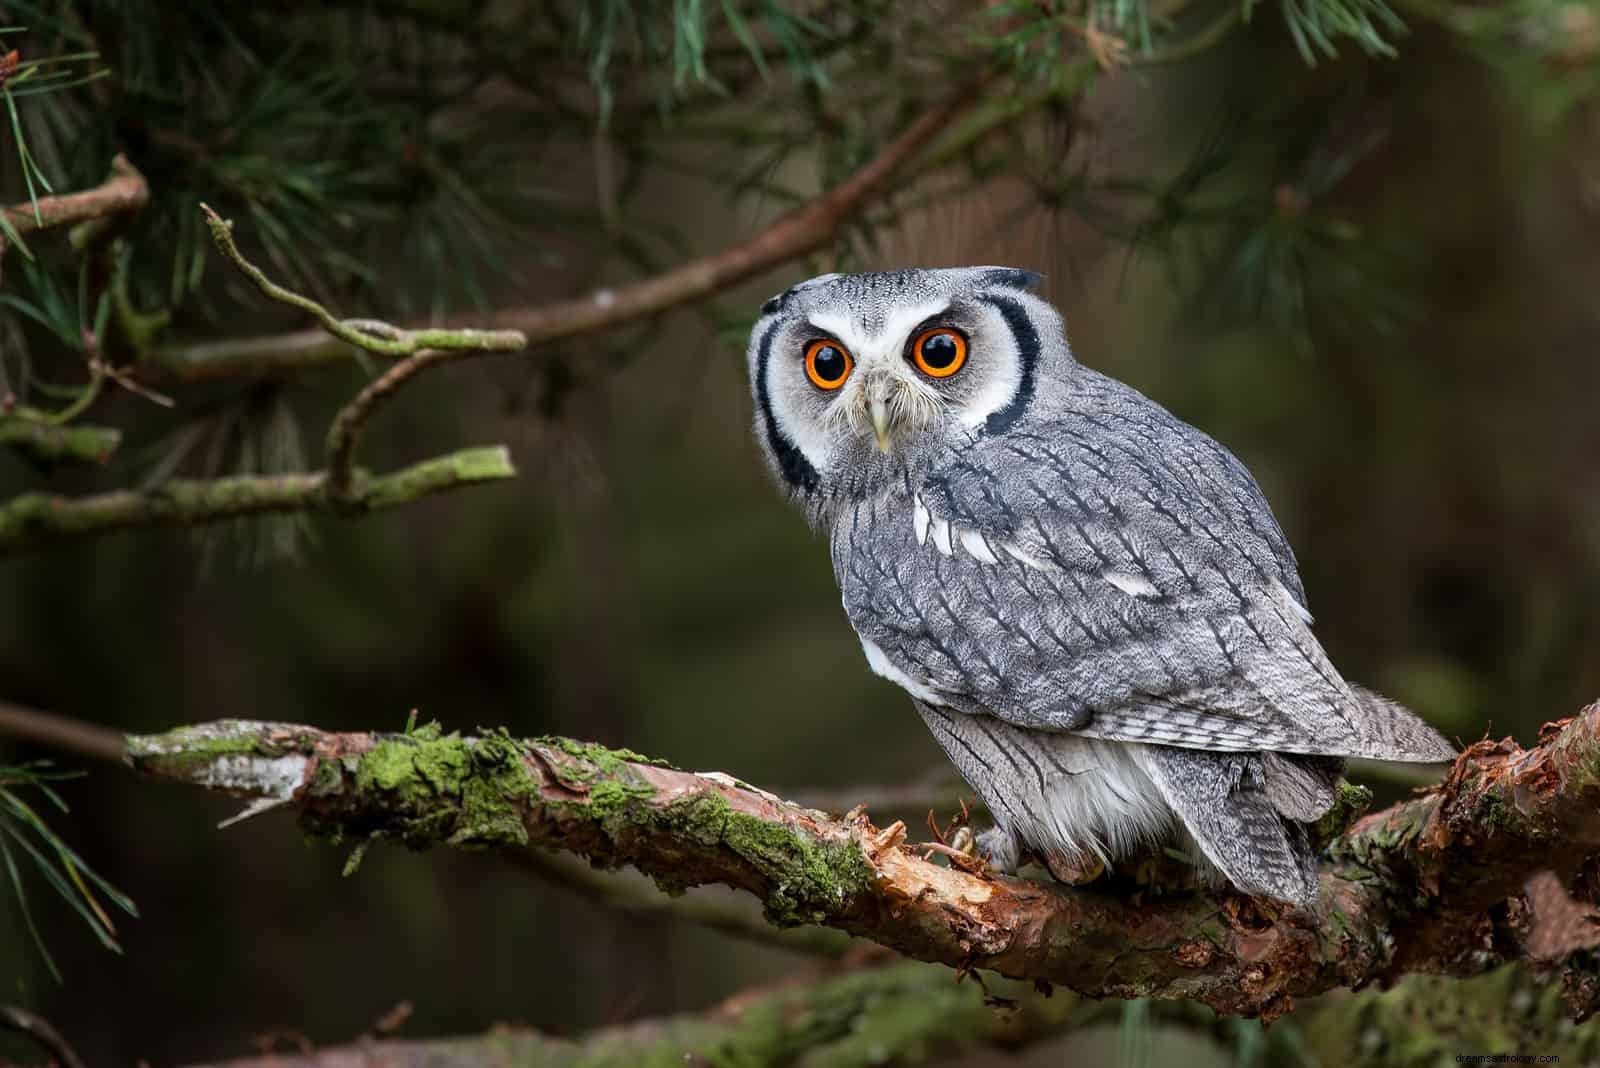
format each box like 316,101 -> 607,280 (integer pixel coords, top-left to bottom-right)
746,268 -> 1454,904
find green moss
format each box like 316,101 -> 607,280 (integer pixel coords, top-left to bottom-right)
1313,781 -> 1373,848
722,804 -> 875,926
125,722 -> 282,779
544,736 -> 677,775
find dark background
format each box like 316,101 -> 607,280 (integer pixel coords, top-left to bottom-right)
2,4 -> 1598,1064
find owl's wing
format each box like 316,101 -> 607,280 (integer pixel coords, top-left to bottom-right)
836,373 -> 1453,762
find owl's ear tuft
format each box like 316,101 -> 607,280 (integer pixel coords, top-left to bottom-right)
979,267 -> 1044,292
760,294 -> 784,316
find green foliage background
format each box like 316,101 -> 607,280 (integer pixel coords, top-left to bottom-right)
2,1 -> 1599,1064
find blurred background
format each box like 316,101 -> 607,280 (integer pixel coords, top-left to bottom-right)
1,2 -> 1598,1064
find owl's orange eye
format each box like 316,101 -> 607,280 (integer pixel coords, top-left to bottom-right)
804,340 -> 853,390
911,328 -> 967,378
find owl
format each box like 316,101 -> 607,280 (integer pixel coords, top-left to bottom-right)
745,266 -> 1455,905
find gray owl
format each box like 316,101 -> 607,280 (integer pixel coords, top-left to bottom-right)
745,266 -> 1454,905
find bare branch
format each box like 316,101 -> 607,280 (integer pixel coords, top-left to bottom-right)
0,1006 -> 88,1068
0,446 -> 515,557
0,154 -> 148,256
145,86 -> 984,384
0,701 -> 125,765
125,701 -> 1600,1020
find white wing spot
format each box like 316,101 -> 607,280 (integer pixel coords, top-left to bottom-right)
913,496 -> 931,546
959,528 -> 999,564
1273,578 -> 1314,625
1001,540 -> 1049,569
930,516 -> 954,557
1104,571 -> 1160,599
859,636 -> 945,704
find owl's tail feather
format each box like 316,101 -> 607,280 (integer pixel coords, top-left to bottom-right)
1141,746 -> 1321,905
1346,685 -> 1457,763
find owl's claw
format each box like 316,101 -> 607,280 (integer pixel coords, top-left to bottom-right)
974,825 -> 1022,875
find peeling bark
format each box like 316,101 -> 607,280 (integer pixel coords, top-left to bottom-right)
127,702 -> 1600,1019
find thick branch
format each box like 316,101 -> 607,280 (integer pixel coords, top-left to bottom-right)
144,87 -> 982,384
123,702 -> 1600,1018
0,155 -> 148,253
0,446 -> 514,556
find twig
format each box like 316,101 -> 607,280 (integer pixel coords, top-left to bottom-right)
198,205 -> 525,362
322,350 -> 455,501
199,205 -> 526,500
0,418 -> 121,465
124,701 -> 1600,1020
0,701 -> 125,764
509,847 -> 855,959
0,1006 -> 89,1068
0,446 -> 515,556
146,86 -> 985,384
0,154 -> 148,258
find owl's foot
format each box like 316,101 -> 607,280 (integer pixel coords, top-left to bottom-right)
1042,849 -> 1107,886
974,825 -> 1022,874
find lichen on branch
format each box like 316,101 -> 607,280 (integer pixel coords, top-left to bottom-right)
124,700 -> 1600,1019
0,446 -> 515,556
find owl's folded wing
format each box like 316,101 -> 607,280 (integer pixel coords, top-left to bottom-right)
835,383 -> 1453,763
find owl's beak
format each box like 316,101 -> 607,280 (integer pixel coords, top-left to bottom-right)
870,396 -> 893,454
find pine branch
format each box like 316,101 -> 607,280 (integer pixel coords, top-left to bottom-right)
141,84 -> 985,384
125,701 -> 1600,1020
0,446 -> 515,557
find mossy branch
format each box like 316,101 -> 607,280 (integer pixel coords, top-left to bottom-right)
0,446 -> 515,556
126,700 -> 1600,1020
0,417 -> 121,466
181,961 -> 1095,1068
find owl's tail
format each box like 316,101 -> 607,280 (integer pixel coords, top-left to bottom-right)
1139,746 -> 1338,906
1346,685 -> 1458,763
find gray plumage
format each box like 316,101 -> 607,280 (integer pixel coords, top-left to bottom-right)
745,266 -> 1454,905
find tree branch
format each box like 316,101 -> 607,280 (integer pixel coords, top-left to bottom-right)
0,418 -> 121,466
0,1006 -> 88,1068
143,86 -> 984,384
0,701 -> 125,764
0,154 -> 149,256
198,205 -> 526,501
0,446 -> 515,556
184,961 -> 1092,1068
125,701 -> 1600,1020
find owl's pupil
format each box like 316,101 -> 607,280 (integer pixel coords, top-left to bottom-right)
919,333 -> 959,369
813,346 -> 846,380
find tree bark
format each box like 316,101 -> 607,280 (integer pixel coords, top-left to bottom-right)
126,701 -> 1600,1021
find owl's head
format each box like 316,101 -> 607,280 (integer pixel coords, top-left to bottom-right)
746,266 -> 1070,508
